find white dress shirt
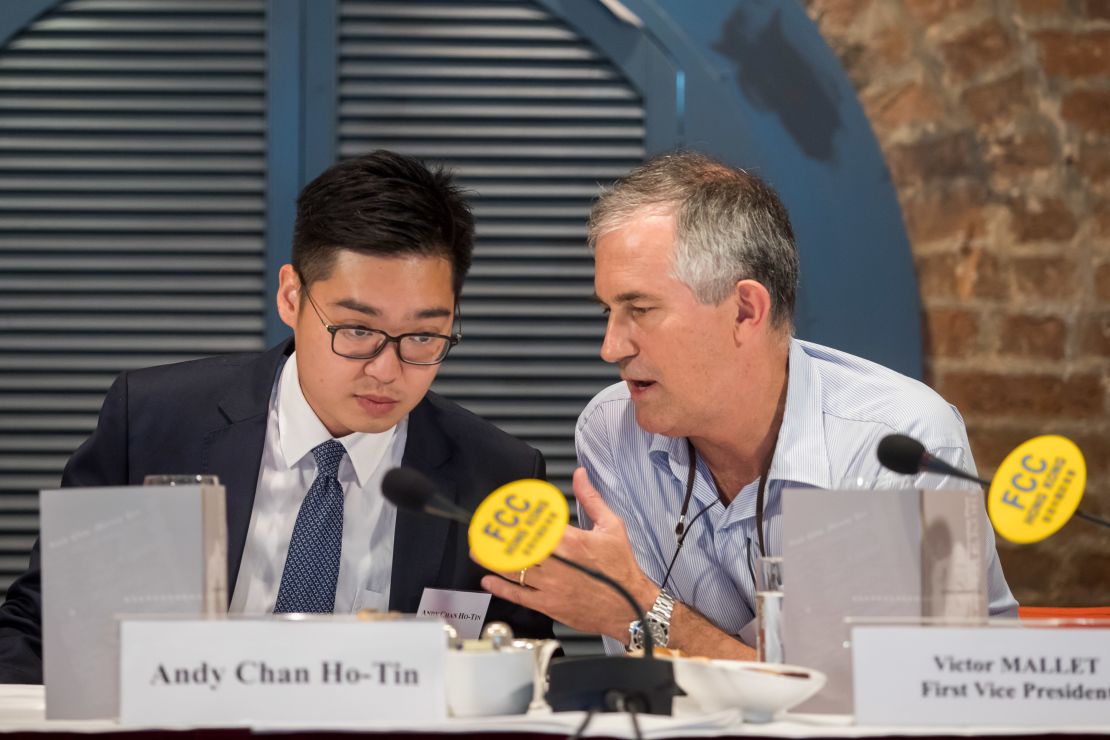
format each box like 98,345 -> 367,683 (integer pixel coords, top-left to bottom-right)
577,338 -> 1019,654
229,352 -> 406,614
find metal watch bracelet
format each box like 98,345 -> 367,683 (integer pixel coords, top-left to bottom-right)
628,588 -> 675,651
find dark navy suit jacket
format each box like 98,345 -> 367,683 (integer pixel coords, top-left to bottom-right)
0,340 -> 552,683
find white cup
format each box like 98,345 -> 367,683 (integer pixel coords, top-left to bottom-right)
445,649 -> 534,717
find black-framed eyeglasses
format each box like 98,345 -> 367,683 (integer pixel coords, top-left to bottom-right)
301,282 -> 462,366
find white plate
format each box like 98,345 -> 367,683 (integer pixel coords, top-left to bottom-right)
670,657 -> 826,722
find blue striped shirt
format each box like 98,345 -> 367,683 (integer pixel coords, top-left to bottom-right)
576,338 -> 1018,654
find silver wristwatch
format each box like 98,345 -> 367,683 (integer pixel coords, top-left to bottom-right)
628,589 -> 675,651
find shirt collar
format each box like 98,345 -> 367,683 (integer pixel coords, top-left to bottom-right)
648,432 -> 686,466
276,352 -> 399,487
768,338 -> 832,489
647,337 -> 833,491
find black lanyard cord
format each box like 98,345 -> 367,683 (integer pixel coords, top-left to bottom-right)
754,472 -> 769,558
661,497 -> 718,592
674,439 -> 699,538
662,438 -> 775,593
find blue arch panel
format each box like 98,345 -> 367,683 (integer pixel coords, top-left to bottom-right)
541,0 -> 923,379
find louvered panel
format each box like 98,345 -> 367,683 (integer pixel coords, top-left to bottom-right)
342,143 -> 642,160
0,135 -> 263,151
460,283 -> 595,298
0,155 -> 266,171
343,82 -> 636,99
1,116 -> 265,133
0,176 -> 263,192
0,236 -> 262,252
344,2 -> 550,21
4,316 -> 263,331
9,38 -> 266,53
454,302 -> 599,316
0,96 -> 264,112
468,261 -> 594,278
0,77 -> 264,93
0,377 -> 113,392
342,62 -> 623,81
0,256 -> 263,269
341,41 -> 605,63
343,122 -> 644,139
0,434 -> 89,450
0,295 -> 259,310
1,196 -> 263,212
61,1 -> 263,11
0,337 -> 263,352
0,276 -> 264,291
31,19 -> 265,35
0,354 -> 205,371
455,182 -> 616,198
339,0 -> 643,495
4,217 -> 262,232
0,0 -> 267,594
0,296 -> 261,310
0,56 -> 266,73
470,245 -> 594,258
445,362 -> 613,377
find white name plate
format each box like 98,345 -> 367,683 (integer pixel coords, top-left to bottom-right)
853,625 -> 1110,726
416,588 -> 491,639
119,618 -> 446,726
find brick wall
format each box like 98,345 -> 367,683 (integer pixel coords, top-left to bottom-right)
805,0 -> 1109,605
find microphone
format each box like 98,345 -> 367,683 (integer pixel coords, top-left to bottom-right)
383,466 -> 650,638
382,467 -> 471,523
383,468 -> 646,631
381,467 -> 678,715
877,434 -> 989,486
876,433 -> 1110,538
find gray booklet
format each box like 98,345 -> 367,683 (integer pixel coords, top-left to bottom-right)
781,488 -> 987,713
40,482 -> 227,719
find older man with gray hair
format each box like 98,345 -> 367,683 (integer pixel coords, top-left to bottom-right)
481,151 -> 1017,658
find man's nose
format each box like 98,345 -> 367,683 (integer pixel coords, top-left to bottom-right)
599,317 -> 634,365
362,341 -> 403,381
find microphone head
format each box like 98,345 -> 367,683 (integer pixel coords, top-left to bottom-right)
381,467 -> 438,512
877,434 -> 927,475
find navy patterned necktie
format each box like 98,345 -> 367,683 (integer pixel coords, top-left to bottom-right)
274,439 -> 347,613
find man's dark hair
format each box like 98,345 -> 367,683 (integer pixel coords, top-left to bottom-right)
292,150 -> 474,297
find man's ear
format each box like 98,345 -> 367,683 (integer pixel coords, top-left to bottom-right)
276,264 -> 301,330
732,279 -> 773,340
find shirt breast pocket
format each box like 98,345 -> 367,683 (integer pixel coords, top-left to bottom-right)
354,587 -> 388,613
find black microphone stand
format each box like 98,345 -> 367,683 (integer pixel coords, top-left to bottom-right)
433,521 -> 676,713
380,470 -> 678,715
542,553 -> 677,715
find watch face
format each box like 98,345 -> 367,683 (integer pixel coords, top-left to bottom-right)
628,622 -> 644,650
646,618 -> 668,647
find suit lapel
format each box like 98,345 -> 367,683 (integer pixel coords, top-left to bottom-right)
388,398 -> 456,612
201,340 -> 292,597
200,346 -> 457,612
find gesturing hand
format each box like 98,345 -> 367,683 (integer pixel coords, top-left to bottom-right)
479,468 -> 659,641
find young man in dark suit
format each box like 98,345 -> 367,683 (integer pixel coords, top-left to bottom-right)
0,151 -> 551,683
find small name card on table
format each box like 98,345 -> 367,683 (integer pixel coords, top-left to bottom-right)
852,625 -> 1110,726
119,618 -> 446,725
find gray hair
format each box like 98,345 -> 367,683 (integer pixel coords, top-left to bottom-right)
587,151 -> 799,329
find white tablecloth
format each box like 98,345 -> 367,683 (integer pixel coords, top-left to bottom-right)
2,685 -> 1107,737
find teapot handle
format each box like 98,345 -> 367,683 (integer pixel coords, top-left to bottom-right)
528,639 -> 562,713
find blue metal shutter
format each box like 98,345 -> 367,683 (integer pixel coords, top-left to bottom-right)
337,0 -> 644,494
0,0 -> 268,591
